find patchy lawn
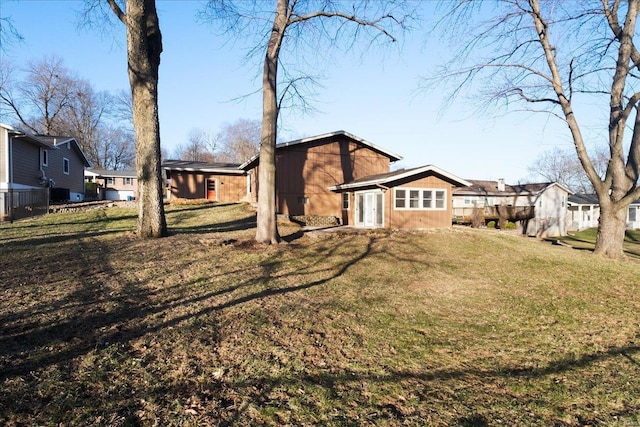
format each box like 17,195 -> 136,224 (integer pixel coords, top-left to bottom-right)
1,203 -> 639,426
560,228 -> 640,258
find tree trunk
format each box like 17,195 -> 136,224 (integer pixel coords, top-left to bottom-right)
594,201 -> 628,258
255,0 -> 288,244
124,0 -> 167,238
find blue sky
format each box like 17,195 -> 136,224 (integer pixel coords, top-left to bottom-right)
1,0 -> 575,182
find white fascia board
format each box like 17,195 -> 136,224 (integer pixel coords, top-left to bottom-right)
328,165 -> 471,191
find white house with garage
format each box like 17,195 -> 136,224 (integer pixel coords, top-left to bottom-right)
85,168 -> 137,201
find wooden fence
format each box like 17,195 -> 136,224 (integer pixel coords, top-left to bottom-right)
0,188 -> 49,222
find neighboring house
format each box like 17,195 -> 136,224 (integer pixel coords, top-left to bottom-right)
162,160 -> 247,203
453,179 -> 572,237
568,194 -> 640,230
1,123 -> 90,221
85,168 -> 137,201
32,134 -> 91,202
241,130 -> 471,229
567,194 -> 600,231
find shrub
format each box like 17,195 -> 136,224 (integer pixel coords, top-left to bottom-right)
487,220 -> 496,229
504,221 -> 517,230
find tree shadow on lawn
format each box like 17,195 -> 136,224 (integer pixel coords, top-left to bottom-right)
0,234 -> 376,382
168,215 -> 258,235
218,343 -> 640,426
5,226 -> 637,424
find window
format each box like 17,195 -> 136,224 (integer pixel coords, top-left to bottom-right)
342,193 -> 350,210
298,196 -> 309,205
124,177 -> 133,185
395,189 -> 406,208
422,191 -> 432,208
409,190 -> 420,208
106,177 -> 115,185
63,158 -> 70,175
435,190 -> 445,209
630,207 -> 637,222
42,149 -> 48,167
395,188 -> 447,210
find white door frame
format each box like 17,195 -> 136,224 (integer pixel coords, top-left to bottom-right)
355,190 -> 384,228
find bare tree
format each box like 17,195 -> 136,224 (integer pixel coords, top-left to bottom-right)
0,55 -> 75,135
174,128 -> 217,162
528,147 -> 609,194
203,0 -> 412,244
0,14 -> 23,53
95,125 -> 136,170
216,118 -> 261,163
105,0 -> 167,238
433,0 -> 640,258
0,55 -> 135,170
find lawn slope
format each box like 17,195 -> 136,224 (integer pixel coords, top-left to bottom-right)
1,203 -> 639,426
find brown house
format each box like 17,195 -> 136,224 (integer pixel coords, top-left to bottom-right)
162,131 -> 469,229
242,131 -> 471,229
329,165 -> 472,229
162,160 -> 248,203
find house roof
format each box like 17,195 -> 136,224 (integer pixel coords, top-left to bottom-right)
162,159 -> 244,174
568,193 -> 599,205
569,193 -> 640,206
86,168 -> 137,178
2,123 -> 52,149
327,165 -> 472,191
239,130 -> 403,170
453,180 -> 573,196
35,135 -> 92,167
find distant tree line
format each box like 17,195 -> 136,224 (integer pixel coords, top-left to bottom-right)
172,118 -> 261,164
0,55 -> 135,170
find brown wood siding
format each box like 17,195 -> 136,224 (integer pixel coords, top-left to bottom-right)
0,129 -> 7,183
169,171 -> 246,202
216,174 -> 246,203
170,171 -> 206,199
45,142 -> 85,193
11,138 -> 41,187
385,176 -> 453,229
275,136 -> 391,217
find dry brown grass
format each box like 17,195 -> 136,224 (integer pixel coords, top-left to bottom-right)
0,203 -> 639,426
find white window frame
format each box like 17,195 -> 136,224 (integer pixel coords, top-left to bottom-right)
63,157 -> 70,175
394,188 -> 447,211
42,149 -> 48,167
106,177 -> 115,185
124,177 -> 133,185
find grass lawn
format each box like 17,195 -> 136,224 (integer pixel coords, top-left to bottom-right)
1,203 -> 639,426
560,228 -> 640,258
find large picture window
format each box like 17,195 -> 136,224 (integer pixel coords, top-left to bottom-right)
395,188 -> 446,210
